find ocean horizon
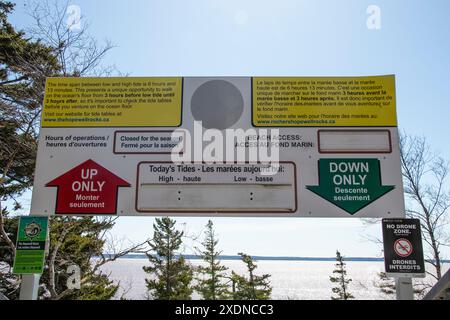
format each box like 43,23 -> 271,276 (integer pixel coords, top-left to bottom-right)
100,259 -> 450,300
107,254 -> 449,263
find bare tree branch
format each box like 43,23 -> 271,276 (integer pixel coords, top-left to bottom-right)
399,132 -> 450,281
0,204 -> 16,253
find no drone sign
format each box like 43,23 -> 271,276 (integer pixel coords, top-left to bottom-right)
30,76 -> 405,217
382,218 -> 425,278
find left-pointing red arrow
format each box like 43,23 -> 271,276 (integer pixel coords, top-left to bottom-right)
45,159 -> 131,215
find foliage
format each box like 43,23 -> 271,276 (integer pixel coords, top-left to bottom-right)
400,133 -> 450,281
0,214 -> 124,300
231,253 -> 272,300
374,272 -> 395,297
329,250 -> 354,300
195,220 -> 229,300
39,217 -> 119,300
374,271 -> 428,299
143,217 -> 193,300
0,0 -> 127,300
1,1 -> 60,199
0,208 -> 19,299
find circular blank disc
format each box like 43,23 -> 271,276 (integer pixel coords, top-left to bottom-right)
191,80 -> 244,130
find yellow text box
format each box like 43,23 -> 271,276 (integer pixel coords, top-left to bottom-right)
42,77 -> 182,127
252,75 -> 397,127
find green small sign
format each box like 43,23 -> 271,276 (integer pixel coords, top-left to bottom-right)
306,158 -> 395,215
12,216 -> 48,274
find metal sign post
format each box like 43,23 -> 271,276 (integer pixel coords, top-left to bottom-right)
19,274 -> 40,300
395,278 -> 414,300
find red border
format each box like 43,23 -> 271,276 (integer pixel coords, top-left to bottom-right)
134,161 -> 298,214
113,130 -> 185,155
318,129 -> 392,154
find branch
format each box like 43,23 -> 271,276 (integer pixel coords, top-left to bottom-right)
0,76 -> 28,86
91,238 -> 150,275
0,202 -> 16,253
48,220 -> 76,299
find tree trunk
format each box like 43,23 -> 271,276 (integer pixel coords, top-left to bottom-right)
428,227 -> 442,279
0,201 -> 16,254
48,225 -> 71,299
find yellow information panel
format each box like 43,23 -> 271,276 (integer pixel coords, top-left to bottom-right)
42,77 -> 182,127
252,75 -> 397,127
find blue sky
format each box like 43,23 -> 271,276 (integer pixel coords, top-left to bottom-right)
8,0 -> 450,258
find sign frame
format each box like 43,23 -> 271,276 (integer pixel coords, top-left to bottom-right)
12,216 -> 49,274
382,218 -> 426,278
30,75 -> 405,218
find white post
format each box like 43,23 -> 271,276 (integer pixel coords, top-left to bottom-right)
19,274 -> 40,300
395,277 -> 414,300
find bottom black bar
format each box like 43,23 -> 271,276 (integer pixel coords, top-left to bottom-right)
0,300 -> 446,319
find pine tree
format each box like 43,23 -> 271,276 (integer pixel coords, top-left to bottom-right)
143,217 -> 193,300
0,208 -> 20,299
374,272 -> 423,298
0,214 -> 120,300
228,271 -> 241,300
374,272 -> 396,297
233,253 -> 272,300
330,250 -> 354,300
195,220 -> 229,300
0,0 -> 60,200
0,1 -> 129,300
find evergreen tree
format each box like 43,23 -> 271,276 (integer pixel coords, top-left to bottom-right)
374,272 -> 396,297
143,217 -> 193,300
0,0 -> 60,200
1,0 -> 113,202
0,208 -> 19,299
374,271 -> 423,298
330,250 -> 354,300
0,0 -> 130,300
195,220 -> 229,300
42,217 -> 119,300
228,271 -> 240,300
0,214 -> 120,300
233,253 -> 272,300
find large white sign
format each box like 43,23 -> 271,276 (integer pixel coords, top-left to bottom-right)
31,76 -> 405,217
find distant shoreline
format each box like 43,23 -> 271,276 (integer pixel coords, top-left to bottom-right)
103,254 -> 450,263
97,254 -> 441,263
120,254 -> 384,262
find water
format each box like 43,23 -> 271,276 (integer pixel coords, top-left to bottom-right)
99,259 -> 447,300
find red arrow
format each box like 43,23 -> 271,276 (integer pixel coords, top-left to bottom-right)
46,159 -> 131,215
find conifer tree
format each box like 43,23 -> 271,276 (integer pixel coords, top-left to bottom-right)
228,271 -> 241,300
374,272 -> 423,298
233,253 -> 272,300
143,217 -> 193,300
195,220 -> 229,300
0,214 -> 131,300
0,0 -> 137,300
330,250 -> 354,300
375,272 -> 396,297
